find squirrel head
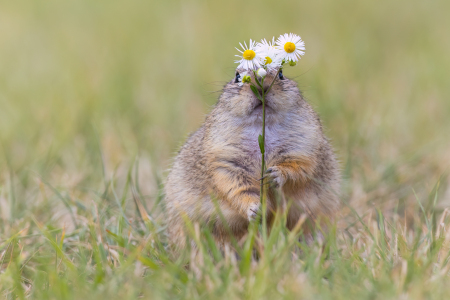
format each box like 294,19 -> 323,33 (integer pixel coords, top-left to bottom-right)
216,67 -> 302,125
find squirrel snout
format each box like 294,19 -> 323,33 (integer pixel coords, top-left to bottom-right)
254,85 -> 270,95
249,69 -> 278,94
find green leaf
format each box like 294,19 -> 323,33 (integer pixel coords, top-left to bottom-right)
258,134 -> 264,154
250,85 -> 263,101
137,255 -> 160,270
106,229 -> 126,248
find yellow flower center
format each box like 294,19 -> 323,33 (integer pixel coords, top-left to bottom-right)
243,49 -> 256,60
264,56 -> 272,65
284,42 -> 296,53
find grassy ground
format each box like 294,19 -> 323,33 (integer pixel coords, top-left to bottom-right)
1,0 -> 450,299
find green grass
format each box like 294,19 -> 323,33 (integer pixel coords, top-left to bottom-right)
1,0 -> 450,298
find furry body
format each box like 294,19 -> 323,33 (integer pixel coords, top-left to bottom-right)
164,69 -> 340,251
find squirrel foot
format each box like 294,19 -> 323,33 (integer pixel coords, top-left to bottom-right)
263,166 -> 286,188
247,202 -> 261,222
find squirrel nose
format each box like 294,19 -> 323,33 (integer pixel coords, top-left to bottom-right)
255,86 -> 269,97
261,85 -> 270,95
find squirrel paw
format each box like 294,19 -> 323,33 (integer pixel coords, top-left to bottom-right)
263,166 -> 286,188
247,202 -> 261,222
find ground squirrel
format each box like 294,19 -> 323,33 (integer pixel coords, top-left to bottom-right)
164,68 -> 340,251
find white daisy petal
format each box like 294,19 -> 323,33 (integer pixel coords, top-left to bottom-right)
275,33 -> 305,62
255,37 -> 282,70
234,39 -> 262,71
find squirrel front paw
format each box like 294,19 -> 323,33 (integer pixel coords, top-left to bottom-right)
247,202 -> 261,222
263,166 -> 286,188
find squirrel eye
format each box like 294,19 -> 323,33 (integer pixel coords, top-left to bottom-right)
278,70 -> 284,80
234,72 -> 241,83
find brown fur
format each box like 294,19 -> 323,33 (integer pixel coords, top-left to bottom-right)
164,68 -> 340,252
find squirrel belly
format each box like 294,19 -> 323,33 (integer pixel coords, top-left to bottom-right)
164,69 -> 340,252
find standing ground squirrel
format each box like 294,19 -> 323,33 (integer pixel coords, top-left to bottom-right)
164,68 -> 340,251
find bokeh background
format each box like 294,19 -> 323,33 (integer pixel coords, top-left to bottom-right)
1,0 -> 449,218
1,0 -> 450,298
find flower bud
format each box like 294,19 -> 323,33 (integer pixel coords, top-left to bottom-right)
242,74 -> 251,84
256,68 -> 267,78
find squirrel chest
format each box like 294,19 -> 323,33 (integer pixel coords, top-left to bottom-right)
240,124 -> 284,161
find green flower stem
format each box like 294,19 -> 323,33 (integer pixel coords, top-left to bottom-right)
256,68 -> 282,240
259,75 -> 268,241
249,68 -> 282,241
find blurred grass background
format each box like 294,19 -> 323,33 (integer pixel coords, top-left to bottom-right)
0,0 -> 450,298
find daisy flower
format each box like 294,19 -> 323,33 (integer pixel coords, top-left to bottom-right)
275,33 -> 305,62
256,38 -> 282,69
235,39 -> 262,70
